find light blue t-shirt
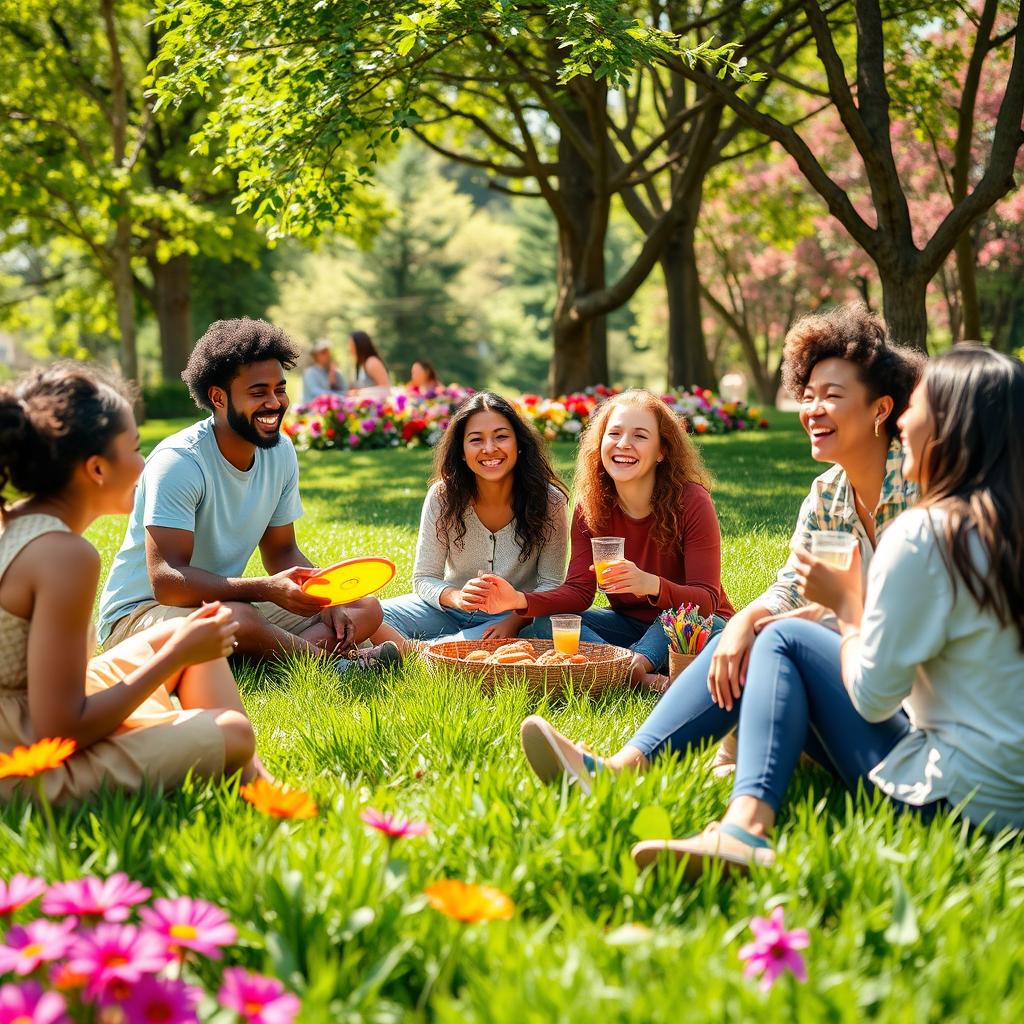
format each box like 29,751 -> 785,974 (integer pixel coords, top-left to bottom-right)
98,418 -> 303,642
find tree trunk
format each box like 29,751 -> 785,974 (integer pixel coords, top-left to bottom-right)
955,234 -> 982,341
549,78 -> 608,396
150,253 -> 193,380
880,269 -> 930,351
662,217 -> 713,390
112,217 -> 138,383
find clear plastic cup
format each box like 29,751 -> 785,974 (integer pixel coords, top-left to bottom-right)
551,614 -> 582,655
591,537 -> 625,594
809,531 -> 857,569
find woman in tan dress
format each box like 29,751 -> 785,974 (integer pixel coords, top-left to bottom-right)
0,363 -> 264,803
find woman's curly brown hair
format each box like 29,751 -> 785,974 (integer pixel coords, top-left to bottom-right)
574,389 -> 710,547
781,302 -> 924,439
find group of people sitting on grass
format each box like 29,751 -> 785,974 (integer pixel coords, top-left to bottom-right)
302,329 -> 441,403
0,304 -> 1021,877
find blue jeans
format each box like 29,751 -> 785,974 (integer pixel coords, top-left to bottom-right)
381,593 -> 510,641
630,619 -> 925,814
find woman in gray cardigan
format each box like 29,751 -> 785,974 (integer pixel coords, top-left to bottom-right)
374,392 -> 569,650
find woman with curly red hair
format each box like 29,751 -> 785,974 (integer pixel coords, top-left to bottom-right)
468,388 -> 733,689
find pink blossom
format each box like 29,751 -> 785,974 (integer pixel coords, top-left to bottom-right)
42,874 -> 151,923
359,808 -> 430,840
116,975 -> 202,1024
346,433 -> 361,447
218,968 -> 300,1024
0,875 -> 46,916
139,897 -> 237,959
67,924 -> 170,998
360,418 -> 378,432
0,982 -> 68,1024
0,919 -> 77,975
738,907 -> 810,990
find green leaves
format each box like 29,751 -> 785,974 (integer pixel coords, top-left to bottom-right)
630,805 -> 673,841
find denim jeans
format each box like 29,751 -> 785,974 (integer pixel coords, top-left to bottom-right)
628,618 -> 934,815
380,593 -> 510,641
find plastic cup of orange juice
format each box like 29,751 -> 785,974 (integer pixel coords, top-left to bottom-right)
551,614 -> 582,655
591,537 -> 625,593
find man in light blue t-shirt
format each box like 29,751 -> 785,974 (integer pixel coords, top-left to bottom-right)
99,318 -> 396,671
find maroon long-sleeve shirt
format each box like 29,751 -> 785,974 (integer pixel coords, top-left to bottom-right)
523,483 -> 735,623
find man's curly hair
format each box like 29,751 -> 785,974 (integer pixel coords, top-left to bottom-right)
181,318 -> 299,412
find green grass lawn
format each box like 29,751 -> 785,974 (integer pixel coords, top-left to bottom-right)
7,414 -> 1023,1021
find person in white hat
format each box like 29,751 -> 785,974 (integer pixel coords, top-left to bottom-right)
302,338 -> 347,402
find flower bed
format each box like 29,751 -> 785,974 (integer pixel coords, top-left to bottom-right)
285,384 -> 768,452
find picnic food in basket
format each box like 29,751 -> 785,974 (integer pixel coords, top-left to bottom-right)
458,641 -> 591,667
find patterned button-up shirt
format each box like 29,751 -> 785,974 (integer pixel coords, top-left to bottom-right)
761,440 -> 917,615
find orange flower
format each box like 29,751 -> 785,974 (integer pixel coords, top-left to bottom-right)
424,880 -> 514,923
0,738 -> 75,779
240,779 -> 317,820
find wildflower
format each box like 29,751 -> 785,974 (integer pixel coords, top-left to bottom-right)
239,779 -> 318,820
0,739 -> 75,779
118,976 -> 202,1024
0,875 -> 46,916
139,897 -> 237,959
218,967 -> 300,1024
67,924 -> 170,998
43,874 -> 151,923
0,982 -> 67,1024
738,907 -> 810,990
359,808 -> 429,839
0,919 -> 77,975
424,880 -> 514,923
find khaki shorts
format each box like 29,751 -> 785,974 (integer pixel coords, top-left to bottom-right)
104,600 -> 321,650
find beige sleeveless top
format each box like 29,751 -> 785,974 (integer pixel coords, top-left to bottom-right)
0,514 -> 74,693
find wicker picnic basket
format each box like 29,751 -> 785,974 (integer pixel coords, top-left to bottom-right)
421,637 -> 633,696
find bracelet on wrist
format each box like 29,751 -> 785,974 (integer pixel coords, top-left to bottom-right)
839,629 -> 861,648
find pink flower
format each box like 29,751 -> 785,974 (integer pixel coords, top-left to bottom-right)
0,919 -> 77,975
0,875 -> 46,916
738,907 -> 810,990
117,976 -> 202,1024
218,968 -> 300,1024
42,874 -> 151,923
359,808 -> 430,840
139,897 -> 237,959
67,924 -> 170,998
0,982 -> 67,1024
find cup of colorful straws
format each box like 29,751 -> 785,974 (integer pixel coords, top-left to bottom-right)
661,603 -> 716,678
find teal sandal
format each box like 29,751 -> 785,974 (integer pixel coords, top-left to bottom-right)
631,821 -> 775,880
520,715 -> 604,795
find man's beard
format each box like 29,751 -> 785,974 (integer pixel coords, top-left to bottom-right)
226,395 -> 282,449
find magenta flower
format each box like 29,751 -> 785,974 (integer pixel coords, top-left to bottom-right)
0,919 -> 77,975
218,968 -> 300,1024
738,907 -> 810,990
359,808 -> 430,840
116,975 -> 202,1024
0,875 -> 46,916
42,874 -> 151,923
67,924 -> 170,998
139,897 -> 237,959
0,982 -> 68,1024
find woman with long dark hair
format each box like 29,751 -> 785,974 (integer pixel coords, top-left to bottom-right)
349,330 -> 391,394
470,388 -> 734,690
515,303 -> 924,783
0,364 -> 264,803
627,345 -> 1024,875
373,392 -> 569,649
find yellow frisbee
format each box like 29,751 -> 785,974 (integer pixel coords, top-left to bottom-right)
301,557 -> 396,607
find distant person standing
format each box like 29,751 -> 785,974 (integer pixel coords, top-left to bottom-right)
302,339 -> 347,403
408,359 -> 442,392
349,330 -> 391,397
